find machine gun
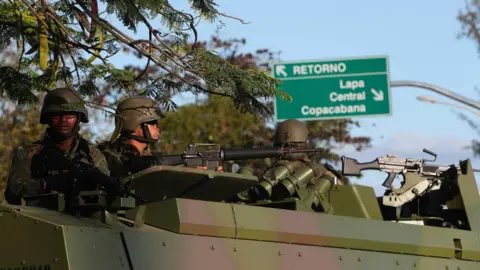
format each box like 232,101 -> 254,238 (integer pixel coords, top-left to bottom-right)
342,149 -> 453,189
340,149 -> 480,207
134,143 -> 324,171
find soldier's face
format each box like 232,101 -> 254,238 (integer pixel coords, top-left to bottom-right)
50,113 -> 78,134
146,120 -> 160,140
135,120 -> 160,140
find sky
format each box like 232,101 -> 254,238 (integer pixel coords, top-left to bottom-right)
87,0 -> 480,194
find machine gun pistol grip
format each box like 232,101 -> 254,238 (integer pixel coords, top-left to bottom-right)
382,173 -> 397,188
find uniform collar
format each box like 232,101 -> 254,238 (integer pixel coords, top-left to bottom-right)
43,129 -> 82,160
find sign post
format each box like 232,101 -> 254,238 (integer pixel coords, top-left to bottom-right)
273,56 -> 391,121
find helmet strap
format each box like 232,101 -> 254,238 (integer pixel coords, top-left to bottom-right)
125,122 -> 158,144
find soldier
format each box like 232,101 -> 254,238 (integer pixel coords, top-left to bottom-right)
270,119 -> 346,184
5,87 -> 119,208
272,119 -> 312,158
235,119 -> 315,178
238,119 -> 346,203
97,96 -> 222,180
97,96 -> 164,179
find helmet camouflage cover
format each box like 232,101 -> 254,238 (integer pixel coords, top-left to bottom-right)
40,87 -> 89,124
109,96 -> 165,143
273,119 -> 309,146
115,96 -> 165,132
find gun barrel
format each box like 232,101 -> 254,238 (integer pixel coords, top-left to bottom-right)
222,147 -> 323,161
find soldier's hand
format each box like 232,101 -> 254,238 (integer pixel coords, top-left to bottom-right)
43,174 -> 69,193
84,167 -> 122,196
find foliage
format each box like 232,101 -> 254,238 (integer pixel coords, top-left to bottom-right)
458,1 -> 480,54
0,44 -> 99,203
0,0 -> 289,117
0,31 -> 371,202
155,95 -> 275,174
154,95 -> 371,176
0,103 -> 44,203
457,1 -> 480,156
151,35 -> 372,176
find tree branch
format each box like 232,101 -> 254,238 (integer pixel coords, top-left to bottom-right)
217,12 -> 251,24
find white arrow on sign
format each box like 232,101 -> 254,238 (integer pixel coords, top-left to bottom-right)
275,65 -> 287,77
371,88 -> 384,101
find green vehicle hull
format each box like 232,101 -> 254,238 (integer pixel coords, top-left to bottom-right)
1,160 -> 479,270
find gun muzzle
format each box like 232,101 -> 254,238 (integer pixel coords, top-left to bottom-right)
254,161 -> 299,200
274,163 -> 327,200
309,177 -> 334,210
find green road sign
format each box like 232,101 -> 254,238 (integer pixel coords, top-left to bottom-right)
273,56 -> 391,121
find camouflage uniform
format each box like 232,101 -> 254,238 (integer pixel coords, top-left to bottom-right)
4,88 -> 112,206
97,96 -> 165,179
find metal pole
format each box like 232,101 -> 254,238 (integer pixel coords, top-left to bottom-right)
417,96 -> 480,118
390,80 -> 480,111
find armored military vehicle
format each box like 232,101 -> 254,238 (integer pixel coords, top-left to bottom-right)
1,148 -> 480,270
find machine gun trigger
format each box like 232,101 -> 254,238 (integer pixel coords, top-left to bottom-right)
382,172 -> 399,189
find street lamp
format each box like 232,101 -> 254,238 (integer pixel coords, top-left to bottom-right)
416,95 -> 480,118
391,80 -> 480,111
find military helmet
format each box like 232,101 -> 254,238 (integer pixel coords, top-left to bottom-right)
110,96 -> 165,143
40,87 -> 89,124
114,96 -> 165,132
273,119 -> 309,146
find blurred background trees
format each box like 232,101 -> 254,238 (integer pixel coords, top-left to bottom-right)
0,0 -> 371,203
456,1 -> 480,156
0,34 -> 372,202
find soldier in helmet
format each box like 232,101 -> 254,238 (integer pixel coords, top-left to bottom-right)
271,119 -> 346,183
236,119 -> 346,203
98,96 -> 222,179
97,96 -> 164,178
5,87 -> 119,208
273,119 -> 311,158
